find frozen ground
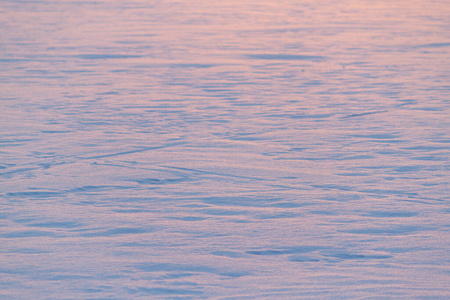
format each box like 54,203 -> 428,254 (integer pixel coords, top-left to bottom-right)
0,0 -> 449,299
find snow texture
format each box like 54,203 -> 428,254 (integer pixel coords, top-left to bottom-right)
0,0 -> 449,299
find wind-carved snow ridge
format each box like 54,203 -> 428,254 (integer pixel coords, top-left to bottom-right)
0,0 -> 449,299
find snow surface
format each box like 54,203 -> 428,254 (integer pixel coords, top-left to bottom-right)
0,0 -> 449,299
